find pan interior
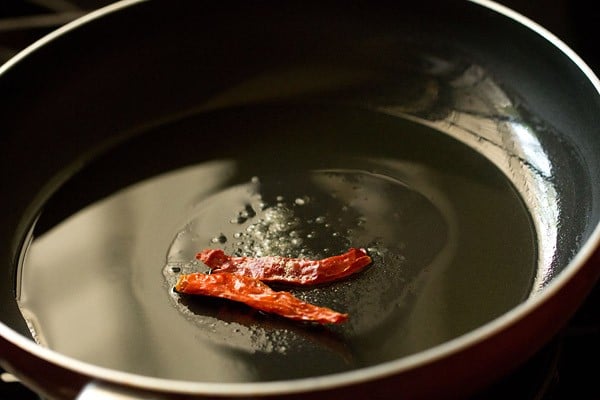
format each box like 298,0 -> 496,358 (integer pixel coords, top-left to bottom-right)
15,103 -> 537,382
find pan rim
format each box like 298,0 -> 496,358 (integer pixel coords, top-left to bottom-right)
1,0 -> 600,396
2,246 -> 599,398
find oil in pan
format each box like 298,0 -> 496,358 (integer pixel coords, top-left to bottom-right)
16,103 -> 536,382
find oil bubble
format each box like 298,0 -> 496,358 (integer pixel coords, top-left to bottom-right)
211,234 -> 227,244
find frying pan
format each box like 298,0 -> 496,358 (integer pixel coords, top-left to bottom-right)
1,0 -> 599,399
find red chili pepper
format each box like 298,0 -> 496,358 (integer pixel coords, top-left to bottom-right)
196,248 -> 372,285
175,272 -> 348,324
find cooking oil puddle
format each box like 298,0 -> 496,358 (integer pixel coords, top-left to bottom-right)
163,169 -> 439,356
16,103 -> 536,381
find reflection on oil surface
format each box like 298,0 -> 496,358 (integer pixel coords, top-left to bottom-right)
373,62 -> 561,289
17,104 -> 536,381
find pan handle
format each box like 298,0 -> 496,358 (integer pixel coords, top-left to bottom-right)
76,381 -> 163,400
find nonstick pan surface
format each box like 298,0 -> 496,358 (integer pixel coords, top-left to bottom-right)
1,1 -> 599,399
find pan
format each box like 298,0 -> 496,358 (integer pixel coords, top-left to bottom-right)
1,0 -> 599,399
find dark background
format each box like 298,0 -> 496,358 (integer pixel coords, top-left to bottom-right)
0,1 -> 598,399
1,0 -> 599,73
499,0 -> 598,71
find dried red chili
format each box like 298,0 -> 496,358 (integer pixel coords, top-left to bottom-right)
175,272 -> 348,324
196,247 -> 372,285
